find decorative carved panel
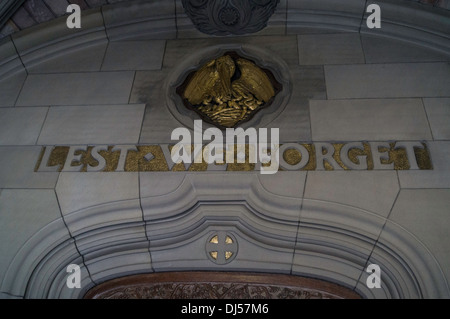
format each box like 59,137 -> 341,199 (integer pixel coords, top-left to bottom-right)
84,272 -> 361,299
182,0 -> 280,36
176,51 -> 282,128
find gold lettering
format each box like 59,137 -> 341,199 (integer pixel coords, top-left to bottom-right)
34,141 -> 433,173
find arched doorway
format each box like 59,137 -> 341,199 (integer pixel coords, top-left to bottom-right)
84,272 -> 361,299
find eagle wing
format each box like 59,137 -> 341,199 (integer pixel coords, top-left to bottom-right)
233,58 -> 275,103
183,59 -> 219,105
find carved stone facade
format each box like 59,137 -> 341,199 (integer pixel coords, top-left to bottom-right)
90,283 -> 339,299
181,0 -> 280,35
0,0 -> 450,301
84,272 -> 361,299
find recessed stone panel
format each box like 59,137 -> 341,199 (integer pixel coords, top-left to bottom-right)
304,171 -> 399,217
310,98 -> 432,141
325,63 -> 450,99
398,141 -> 450,188
0,146 -> 59,188
424,98 -> 450,140
298,33 -> 365,65
16,72 -> 135,106
101,40 -> 166,71
37,104 -> 145,145
0,107 -> 48,145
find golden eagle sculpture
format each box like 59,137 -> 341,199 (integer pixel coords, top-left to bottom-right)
232,58 -> 275,107
181,53 -> 279,128
183,55 -> 236,106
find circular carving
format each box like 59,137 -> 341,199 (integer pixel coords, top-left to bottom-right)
182,0 -> 280,36
176,51 -> 282,129
219,7 -> 240,26
206,231 -> 238,265
166,44 -> 292,131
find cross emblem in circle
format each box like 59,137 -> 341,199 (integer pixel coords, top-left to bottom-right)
206,231 -> 238,265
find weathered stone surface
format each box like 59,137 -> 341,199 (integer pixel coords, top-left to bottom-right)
424,98 -> 450,140
325,63 -> 450,99
38,104 -> 145,145
298,33 -> 365,65
0,146 -> 59,189
101,40 -> 165,71
0,107 -> 48,145
16,72 -> 135,106
309,98 -> 432,141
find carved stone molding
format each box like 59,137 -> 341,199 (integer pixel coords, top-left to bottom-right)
181,0 -> 280,36
84,272 -> 361,299
2,172 -> 449,298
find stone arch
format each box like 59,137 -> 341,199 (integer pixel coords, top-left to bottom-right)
1,173 -> 448,299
